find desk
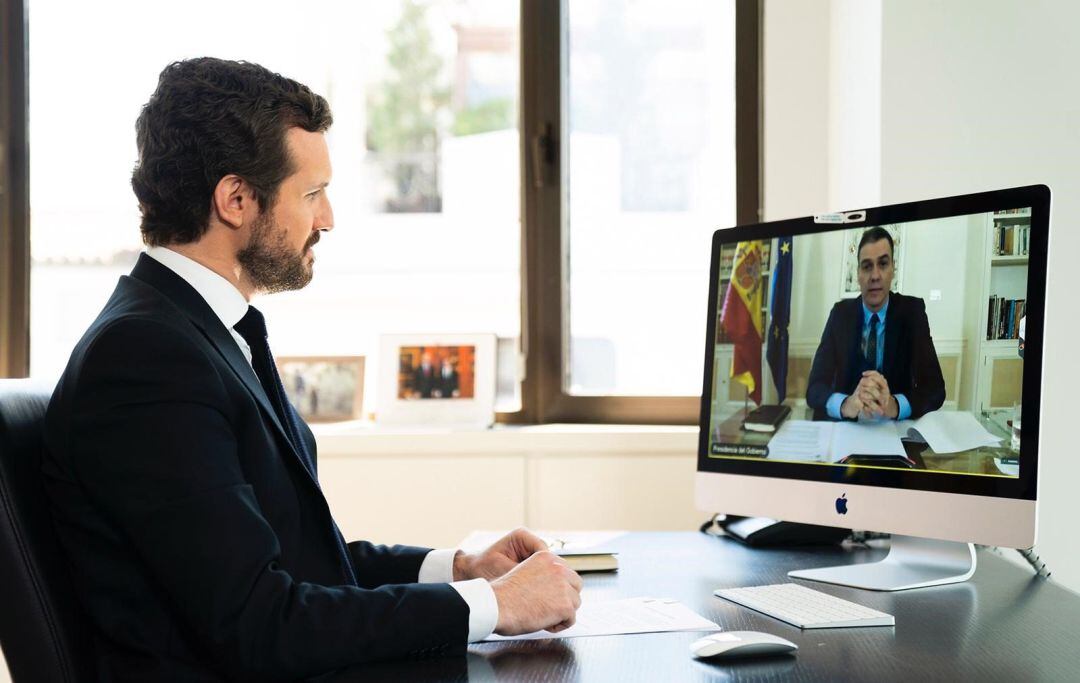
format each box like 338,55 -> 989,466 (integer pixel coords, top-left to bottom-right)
336,531 -> 1080,681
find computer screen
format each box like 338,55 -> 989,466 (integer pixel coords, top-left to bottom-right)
696,186 -> 1048,560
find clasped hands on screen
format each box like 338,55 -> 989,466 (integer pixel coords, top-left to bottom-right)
453,528 -> 583,636
841,371 -> 900,420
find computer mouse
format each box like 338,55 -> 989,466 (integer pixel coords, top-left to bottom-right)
689,631 -> 798,659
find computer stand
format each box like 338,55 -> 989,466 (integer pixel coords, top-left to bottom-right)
787,535 -> 977,591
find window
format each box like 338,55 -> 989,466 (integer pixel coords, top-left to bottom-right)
520,1 -> 759,423
4,1 -> 760,424
25,0 -> 522,414
565,1 -> 737,397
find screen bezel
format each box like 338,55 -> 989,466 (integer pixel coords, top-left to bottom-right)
697,185 -> 1049,501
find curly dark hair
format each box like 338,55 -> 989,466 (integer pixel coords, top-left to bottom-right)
131,57 -> 333,246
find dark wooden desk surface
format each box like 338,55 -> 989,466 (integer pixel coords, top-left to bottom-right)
334,532 -> 1080,682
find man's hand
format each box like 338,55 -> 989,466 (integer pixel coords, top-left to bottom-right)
858,371 -> 898,419
454,527 -> 548,581
840,393 -> 865,419
490,551 -> 583,635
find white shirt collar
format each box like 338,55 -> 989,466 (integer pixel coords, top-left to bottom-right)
145,246 -> 249,329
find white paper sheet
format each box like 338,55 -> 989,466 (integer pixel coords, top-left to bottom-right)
765,420 -> 833,462
896,411 -> 1001,454
483,597 -> 720,641
832,420 -> 908,460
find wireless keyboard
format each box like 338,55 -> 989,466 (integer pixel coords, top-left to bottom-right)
715,583 -> 895,629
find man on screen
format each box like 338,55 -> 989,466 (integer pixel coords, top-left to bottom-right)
806,227 -> 946,421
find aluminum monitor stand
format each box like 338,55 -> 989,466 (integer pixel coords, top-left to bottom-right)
788,535 -> 977,591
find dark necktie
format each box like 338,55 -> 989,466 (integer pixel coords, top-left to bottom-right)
234,306 -> 358,587
865,313 -> 880,372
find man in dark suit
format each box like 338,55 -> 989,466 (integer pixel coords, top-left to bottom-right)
411,350 -> 440,398
439,357 -> 461,398
42,58 -> 581,681
806,227 -> 946,421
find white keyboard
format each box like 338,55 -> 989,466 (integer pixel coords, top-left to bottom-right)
715,583 -> 895,629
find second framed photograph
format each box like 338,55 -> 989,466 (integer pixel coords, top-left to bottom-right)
377,333 -> 496,427
276,356 -> 365,423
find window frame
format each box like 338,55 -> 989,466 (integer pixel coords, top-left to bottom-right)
508,0 -> 762,425
1,0 -> 30,378
3,0 -> 763,428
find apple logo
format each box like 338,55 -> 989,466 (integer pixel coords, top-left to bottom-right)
835,493 -> 848,515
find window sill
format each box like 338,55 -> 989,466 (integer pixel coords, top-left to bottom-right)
312,421 -> 699,457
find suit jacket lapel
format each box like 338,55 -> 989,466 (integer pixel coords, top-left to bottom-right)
128,254 -> 311,479
882,295 -> 902,380
844,298 -> 863,389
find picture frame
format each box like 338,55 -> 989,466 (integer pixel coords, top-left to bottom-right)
377,333 -> 497,428
276,355 -> 365,423
840,223 -> 905,298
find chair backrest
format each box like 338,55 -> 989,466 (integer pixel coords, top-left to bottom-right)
0,379 -> 95,682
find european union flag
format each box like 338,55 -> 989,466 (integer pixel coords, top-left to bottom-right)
766,237 -> 793,402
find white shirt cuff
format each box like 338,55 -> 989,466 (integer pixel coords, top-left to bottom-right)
420,548 -> 500,641
449,578 -> 500,642
418,548 -> 457,583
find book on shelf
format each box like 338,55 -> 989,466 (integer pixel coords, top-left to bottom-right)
742,404 -> 792,433
987,296 -> 1026,340
553,548 -> 619,573
993,223 -> 1030,256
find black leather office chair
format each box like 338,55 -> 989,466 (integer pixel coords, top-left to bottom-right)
0,379 -> 95,682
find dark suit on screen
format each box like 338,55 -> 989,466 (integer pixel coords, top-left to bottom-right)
806,292 -> 946,421
42,254 -> 468,681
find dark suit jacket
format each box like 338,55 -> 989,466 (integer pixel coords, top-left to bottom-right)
412,365 -> 439,398
42,254 -> 469,682
805,293 -> 946,421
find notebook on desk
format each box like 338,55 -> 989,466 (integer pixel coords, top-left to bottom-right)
742,405 -> 791,433
552,547 -> 619,573
459,530 -> 624,573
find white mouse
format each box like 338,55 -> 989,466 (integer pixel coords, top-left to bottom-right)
689,631 -> 798,659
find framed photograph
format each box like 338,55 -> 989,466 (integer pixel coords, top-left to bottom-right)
377,333 -> 496,427
276,356 -> 365,423
840,224 -> 905,298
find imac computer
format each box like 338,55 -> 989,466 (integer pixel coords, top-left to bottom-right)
696,185 -> 1049,591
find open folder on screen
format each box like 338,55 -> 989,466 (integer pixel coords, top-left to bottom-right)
766,411 -> 1001,462
766,420 -> 906,463
895,410 -> 1001,453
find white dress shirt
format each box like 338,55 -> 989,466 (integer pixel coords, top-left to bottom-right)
145,246 -> 498,642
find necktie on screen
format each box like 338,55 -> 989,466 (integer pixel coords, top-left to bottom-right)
235,306 -> 358,587
865,313 -> 880,372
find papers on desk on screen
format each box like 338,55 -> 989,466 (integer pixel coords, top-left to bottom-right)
483,597 -> 720,641
766,411 -> 1000,463
894,411 -> 1001,453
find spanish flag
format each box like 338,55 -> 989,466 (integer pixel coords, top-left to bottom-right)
721,241 -> 765,405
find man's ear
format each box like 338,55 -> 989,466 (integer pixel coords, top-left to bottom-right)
211,174 -> 255,229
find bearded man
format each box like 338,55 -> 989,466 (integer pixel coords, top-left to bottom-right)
42,58 -> 580,682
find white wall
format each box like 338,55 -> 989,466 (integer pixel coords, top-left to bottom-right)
879,0 -> 1080,590
765,0 -> 1080,591
763,0 -> 832,221
784,217 -> 973,348
828,0 -> 882,209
